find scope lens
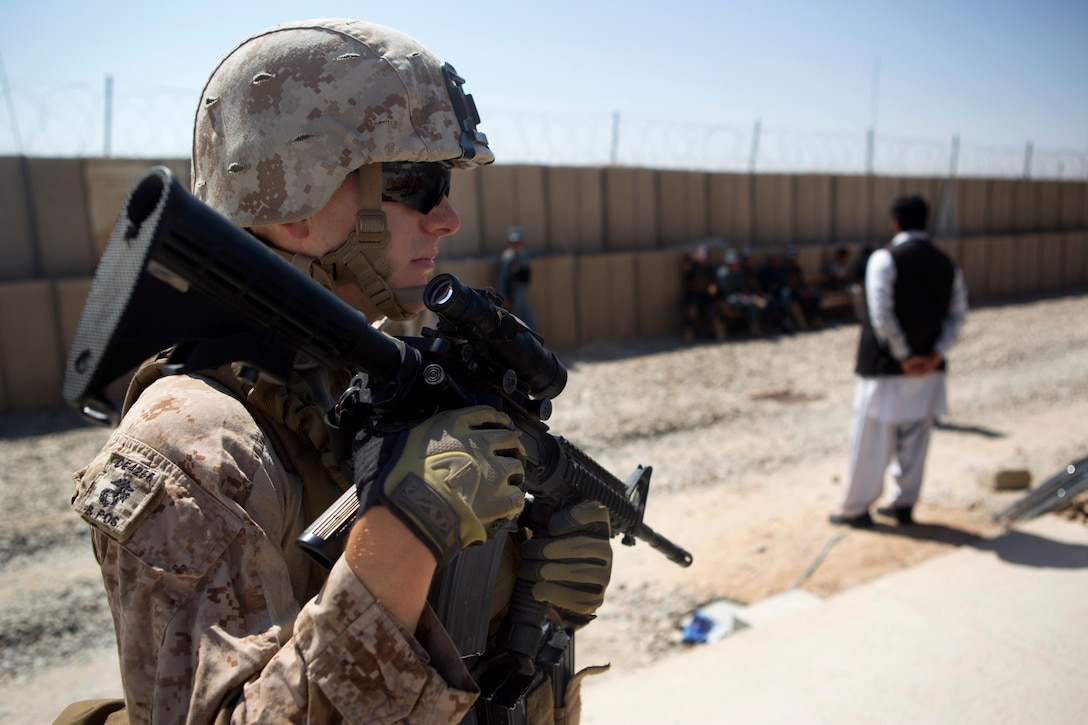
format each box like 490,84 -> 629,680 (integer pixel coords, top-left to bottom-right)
432,281 -> 454,306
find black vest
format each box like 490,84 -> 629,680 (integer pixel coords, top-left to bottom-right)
855,237 -> 955,376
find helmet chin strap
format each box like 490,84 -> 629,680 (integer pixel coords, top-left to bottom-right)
270,165 -> 423,322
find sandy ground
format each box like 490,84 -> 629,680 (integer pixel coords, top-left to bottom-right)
1,288 -> 1086,723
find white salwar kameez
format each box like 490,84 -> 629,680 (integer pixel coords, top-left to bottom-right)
841,232 -> 968,518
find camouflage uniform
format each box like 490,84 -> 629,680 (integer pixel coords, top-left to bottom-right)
67,18 -> 608,724
73,369 -> 477,723
68,24 -> 495,720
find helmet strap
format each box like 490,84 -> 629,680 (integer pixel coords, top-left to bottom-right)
270,165 -> 421,322
355,163 -> 392,277
349,165 -> 423,321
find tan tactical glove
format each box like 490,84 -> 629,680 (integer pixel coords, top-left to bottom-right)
518,500 -> 613,620
355,406 -> 526,566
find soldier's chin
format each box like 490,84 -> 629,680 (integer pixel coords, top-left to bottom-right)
390,284 -> 427,315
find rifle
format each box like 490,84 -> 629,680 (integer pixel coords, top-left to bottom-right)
64,166 -> 692,719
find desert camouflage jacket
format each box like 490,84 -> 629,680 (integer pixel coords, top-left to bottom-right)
72,372 -> 477,723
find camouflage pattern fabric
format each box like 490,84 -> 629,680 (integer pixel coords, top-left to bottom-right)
192,19 -> 492,227
72,373 -> 477,723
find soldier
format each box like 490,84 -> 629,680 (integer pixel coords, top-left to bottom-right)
783,246 -> 822,330
681,244 -> 725,342
496,226 -> 538,330
755,248 -> 797,332
63,20 -> 611,724
716,249 -> 763,336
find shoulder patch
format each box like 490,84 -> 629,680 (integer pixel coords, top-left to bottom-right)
72,452 -> 166,541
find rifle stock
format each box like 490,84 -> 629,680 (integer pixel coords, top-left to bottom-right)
65,164 -> 692,689
63,165 -> 415,426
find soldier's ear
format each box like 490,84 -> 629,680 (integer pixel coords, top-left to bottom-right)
251,220 -> 312,251
276,220 -> 311,241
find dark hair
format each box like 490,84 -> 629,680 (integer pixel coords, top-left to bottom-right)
890,194 -> 929,231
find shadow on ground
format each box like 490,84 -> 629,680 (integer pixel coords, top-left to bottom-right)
0,405 -> 97,439
976,528 -> 1088,569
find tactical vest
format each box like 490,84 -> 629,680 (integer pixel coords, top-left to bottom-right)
134,355 -> 349,494
55,357 -> 352,725
127,353 -> 352,599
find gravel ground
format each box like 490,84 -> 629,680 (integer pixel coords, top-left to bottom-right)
1,288 -> 1086,720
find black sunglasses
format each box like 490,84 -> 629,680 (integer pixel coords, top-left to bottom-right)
381,161 -> 452,215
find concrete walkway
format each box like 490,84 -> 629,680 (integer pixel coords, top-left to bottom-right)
10,516 -> 1086,724
581,515 -> 1088,724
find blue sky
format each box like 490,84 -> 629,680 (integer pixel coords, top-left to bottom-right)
1,0 -> 1085,165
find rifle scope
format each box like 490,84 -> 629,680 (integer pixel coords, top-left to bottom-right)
424,273 -> 567,401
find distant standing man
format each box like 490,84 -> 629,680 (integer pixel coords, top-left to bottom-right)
496,226 -> 537,330
831,194 -> 968,527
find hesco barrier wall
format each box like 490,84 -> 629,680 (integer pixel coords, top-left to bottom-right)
1,156 -> 1086,412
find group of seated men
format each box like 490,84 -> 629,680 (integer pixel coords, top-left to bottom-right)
682,244 -> 855,342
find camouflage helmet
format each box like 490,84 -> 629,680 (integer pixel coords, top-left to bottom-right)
192,18 -> 493,227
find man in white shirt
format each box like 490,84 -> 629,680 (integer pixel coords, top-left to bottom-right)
831,194 -> 969,528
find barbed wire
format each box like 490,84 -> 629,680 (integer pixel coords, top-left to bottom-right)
2,79 -> 1086,180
